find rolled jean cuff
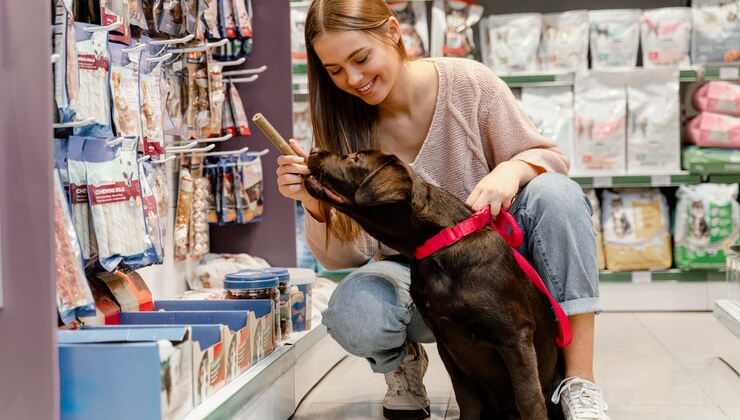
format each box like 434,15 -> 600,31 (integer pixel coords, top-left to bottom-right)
559,297 -> 602,316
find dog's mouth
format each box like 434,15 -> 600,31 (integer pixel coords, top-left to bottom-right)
305,174 -> 345,204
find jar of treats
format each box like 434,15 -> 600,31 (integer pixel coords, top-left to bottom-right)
223,272 -> 281,342
238,268 -> 293,340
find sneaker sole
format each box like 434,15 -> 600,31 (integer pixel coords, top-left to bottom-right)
383,406 -> 431,420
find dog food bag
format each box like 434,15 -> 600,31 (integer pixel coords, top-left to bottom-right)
101,0 -> 132,45
73,23 -> 113,137
692,0 -> 740,64
139,49 -> 166,155
640,8 -> 692,68
675,183 -> 740,269
573,71 -> 627,175
431,0 -> 483,59
389,1 -> 429,60
84,137 -> 156,271
138,162 -> 164,263
693,81 -> 740,117
109,42 -> 144,140
682,145 -> 740,174
67,136 -> 99,260
481,13 -> 541,75
54,168 -> 96,325
540,10 -> 589,73
175,155 -> 194,260
520,86 -> 575,164
626,68 -> 681,174
589,9 -> 641,71
686,112 -> 740,149
585,189 -> 606,270
601,189 -> 673,271
240,152 -> 264,222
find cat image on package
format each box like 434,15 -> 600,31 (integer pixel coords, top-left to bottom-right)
609,198 -> 633,238
690,201 -> 710,241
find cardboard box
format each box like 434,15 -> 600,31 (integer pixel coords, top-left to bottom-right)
58,326 -> 194,420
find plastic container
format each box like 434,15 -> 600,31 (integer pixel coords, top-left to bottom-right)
288,268 -> 317,332
241,267 -> 293,339
224,272 -> 281,342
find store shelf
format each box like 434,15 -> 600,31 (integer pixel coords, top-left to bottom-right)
714,299 -> 740,338
707,174 -> 740,184
500,72 -> 574,87
679,69 -> 699,82
571,173 -> 702,189
599,269 -> 726,283
703,64 -> 740,81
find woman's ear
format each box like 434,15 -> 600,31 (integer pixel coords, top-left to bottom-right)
387,16 -> 402,44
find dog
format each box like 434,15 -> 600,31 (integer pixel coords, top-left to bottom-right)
304,148 -> 564,420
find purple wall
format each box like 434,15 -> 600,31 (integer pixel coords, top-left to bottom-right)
210,0 -> 298,267
0,0 -> 59,419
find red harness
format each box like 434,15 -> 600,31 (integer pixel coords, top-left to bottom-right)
414,206 -> 573,348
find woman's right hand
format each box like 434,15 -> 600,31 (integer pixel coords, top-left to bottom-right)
276,139 -> 323,219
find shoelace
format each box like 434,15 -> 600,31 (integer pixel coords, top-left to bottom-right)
385,369 -> 408,395
552,377 -> 609,420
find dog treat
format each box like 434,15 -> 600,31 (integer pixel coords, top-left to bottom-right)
174,156 -> 194,260
73,23 -> 112,132
228,81 -> 251,136
110,42 -> 144,139
190,155 -> 210,257
207,55 -> 225,137
252,113 -> 296,156
139,162 -> 164,262
589,9 -> 641,70
139,48 -> 166,155
240,152 -> 264,222
67,136 -> 99,260
102,0 -> 132,45
219,0 -> 237,39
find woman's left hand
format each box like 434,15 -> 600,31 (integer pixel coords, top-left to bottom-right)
465,160 -> 537,215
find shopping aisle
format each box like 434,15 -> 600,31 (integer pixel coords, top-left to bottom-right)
291,312 -> 740,420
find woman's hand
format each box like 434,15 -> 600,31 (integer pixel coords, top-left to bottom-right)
276,139 -> 324,220
465,160 -> 540,215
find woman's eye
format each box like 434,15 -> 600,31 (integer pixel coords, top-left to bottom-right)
330,68 -> 342,76
357,55 -> 369,64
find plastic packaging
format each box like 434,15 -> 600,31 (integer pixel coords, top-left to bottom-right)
138,161 -> 164,263
67,136 -> 99,260
72,23 -> 113,137
540,10 -> 589,73
175,156 -> 194,260
389,1 -> 429,60
288,268 -> 316,332
588,9 -> 641,71
693,81 -> 740,117
686,112 -> 740,149
691,0 -> 740,63
223,272 -> 281,341
139,44 -> 166,155
109,42 -> 144,139
482,13 -> 541,75
640,7 -> 692,68
519,86 -> 575,163
228,81 -> 251,136
431,0 -> 483,59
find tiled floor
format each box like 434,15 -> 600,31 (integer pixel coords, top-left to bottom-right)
291,312 -> 740,420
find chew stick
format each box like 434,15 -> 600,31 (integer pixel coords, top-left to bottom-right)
252,113 -> 296,156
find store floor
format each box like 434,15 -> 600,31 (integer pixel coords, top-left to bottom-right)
291,312 -> 740,420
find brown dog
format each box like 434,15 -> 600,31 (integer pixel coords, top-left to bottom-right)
304,148 -> 564,420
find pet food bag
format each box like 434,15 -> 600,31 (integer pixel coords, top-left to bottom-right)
686,112 -> 740,149
586,189 -> 606,270
573,71 -> 627,175
626,68 -> 681,174
240,152 -> 264,222
101,0 -> 131,45
481,13 -> 541,75
431,0 -> 483,59
53,0 -> 79,123
540,10 -> 590,73
682,145 -> 740,174
190,156 -> 210,258
229,81 -> 251,136
73,23 -> 113,136
139,47 -> 166,155
291,6 -> 309,62
519,86 -> 575,164
675,183 -> 740,269
389,1 -> 429,60
138,162 -> 164,263
207,55 -> 226,137
601,189 -> 673,271
109,42 -> 144,139
589,9 -> 641,71
692,0 -> 740,64
693,81 -> 740,117
175,156 -> 194,260
67,136 -> 99,260
640,8 -> 692,68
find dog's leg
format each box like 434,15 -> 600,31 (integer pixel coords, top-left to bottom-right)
497,328 -> 548,420
437,342 -> 483,420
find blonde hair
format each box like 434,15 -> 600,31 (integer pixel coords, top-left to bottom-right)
305,0 -> 408,242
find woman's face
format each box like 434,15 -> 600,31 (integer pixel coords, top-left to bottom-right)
313,25 -> 402,106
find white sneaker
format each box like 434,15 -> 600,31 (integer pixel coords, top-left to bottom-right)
552,377 -> 612,420
382,341 -> 431,420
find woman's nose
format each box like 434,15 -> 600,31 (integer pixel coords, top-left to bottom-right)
347,68 -> 363,86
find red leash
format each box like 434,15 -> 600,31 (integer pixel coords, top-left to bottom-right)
414,206 -> 572,348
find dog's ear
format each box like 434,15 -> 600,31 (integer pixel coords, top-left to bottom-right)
355,161 -> 413,206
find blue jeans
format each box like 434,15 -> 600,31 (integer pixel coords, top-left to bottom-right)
321,173 -> 601,373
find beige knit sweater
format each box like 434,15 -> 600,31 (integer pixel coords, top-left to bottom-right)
304,57 -> 570,270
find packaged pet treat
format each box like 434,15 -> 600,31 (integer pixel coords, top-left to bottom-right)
228,81 -> 251,136
109,42 -> 144,139
163,58 -> 184,136
519,86 -> 574,163
142,0 -> 163,36
205,163 -> 221,223
139,47 -> 166,155
203,0 -> 221,40
640,8 -> 692,68
190,156 -> 210,257
573,71 -> 627,175
138,162 -> 164,262
207,55 -> 225,137
183,51 -> 211,139
389,1 -> 429,60
431,0 -> 483,59
233,157 -> 246,223
585,189 -> 606,270
222,82 -> 237,136
589,9 -> 641,71
67,136 -> 99,260
693,81 -> 740,117
159,0 -> 183,36
540,10 -> 589,73
129,0 -> 148,30
602,189 -> 673,271
692,0 -> 740,63
53,0 -> 77,122
675,183 -> 740,269
147,162 -> 171,240
175,155 -> 194,260
240,152 -> 264,222
481,13 -> 541,75
232,0 -> 253,39
626,68 -> 681,174
101,0 -> 132,45
290,6 -> 308,62
220,157 -> 238,224
73,23 -> 113,136
183,0 -> 199,36
219,0 -> 237,39
685,112 -> 740,149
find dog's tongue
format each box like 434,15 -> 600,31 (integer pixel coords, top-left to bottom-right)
306,175 -> 344,203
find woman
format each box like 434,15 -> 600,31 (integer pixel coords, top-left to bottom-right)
276,1 -> 610,419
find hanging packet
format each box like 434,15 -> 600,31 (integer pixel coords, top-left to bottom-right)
163,56 -> 184,135
207,56 -> 225,137
519,86 -> 575,163
101,0 -> 132,45
67,136 -> 99,260
147,161 -> 171,239
626,68 -> 681,173
692,0 -> 740,63
109,41 -> 144,140
431,0 -> 483,59
232,0 -> 253,39
54,167 -> 96,324
220,156 -> 238,224
190,155 -> 210,257
221,82 -> 237,136
142,0 -> 163,36
233,156 -> 245,223
139,45 -> 166,154
228,81 -> 250,135
540,10 -> 590,73
138,161 -> 164,263
129,0 -> 148,30
481,13 -> 542,75
183,51 -> 211,138
202,0 -> 221,40
389,1 -> 429,60
159,0 -> 183,36
182,0 -> 199,36
205,163 -> 220,223
54,138 -> 71,198
53,0 -> 78,123
290,6 -> 308,62
589,9 -> 641,71
640,8 -> 692,68
693,81 -> 740,117
219,0 -> 237,39
73,23 -> 113,137
175,155 -> 194,260
84,137 -> 156,271
240,152 -> 264,222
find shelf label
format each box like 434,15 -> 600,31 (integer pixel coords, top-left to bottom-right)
650,175 -> 671,186
631,271 -> 652,284
719,67 -> 740,80
593,177 -> 613,188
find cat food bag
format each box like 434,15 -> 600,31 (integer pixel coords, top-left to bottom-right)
389,1 -> 429,60
101,0 -> 132,45
175,155 -> 194,260
693,81 -> 740,117
67,136 -> 99,260
240,152 -> 264,222
692,0 -> 740,63
109,42 -> 144,139
73,23 -> 113,137
675,183 -> 740,269
602,189 -> 673,271
585,189 -> 606,270
685,112 -> 740,149
139,47 -> 166,155
682,145 -> 740,174
640,7 -> 692,68
519,86 -> 575,163
626,68 -> 681,173
228,81 -> 250,136
573,71 -> 627,175
589,9 -> 641,71
481,13 -> 541,75
431,0 -> 483,59
540,10 -> 589,73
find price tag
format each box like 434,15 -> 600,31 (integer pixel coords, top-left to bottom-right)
593,177 -> 613,188
632,271 -> 652,284
719,67 -> 740,80
651,175 -> 671,186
